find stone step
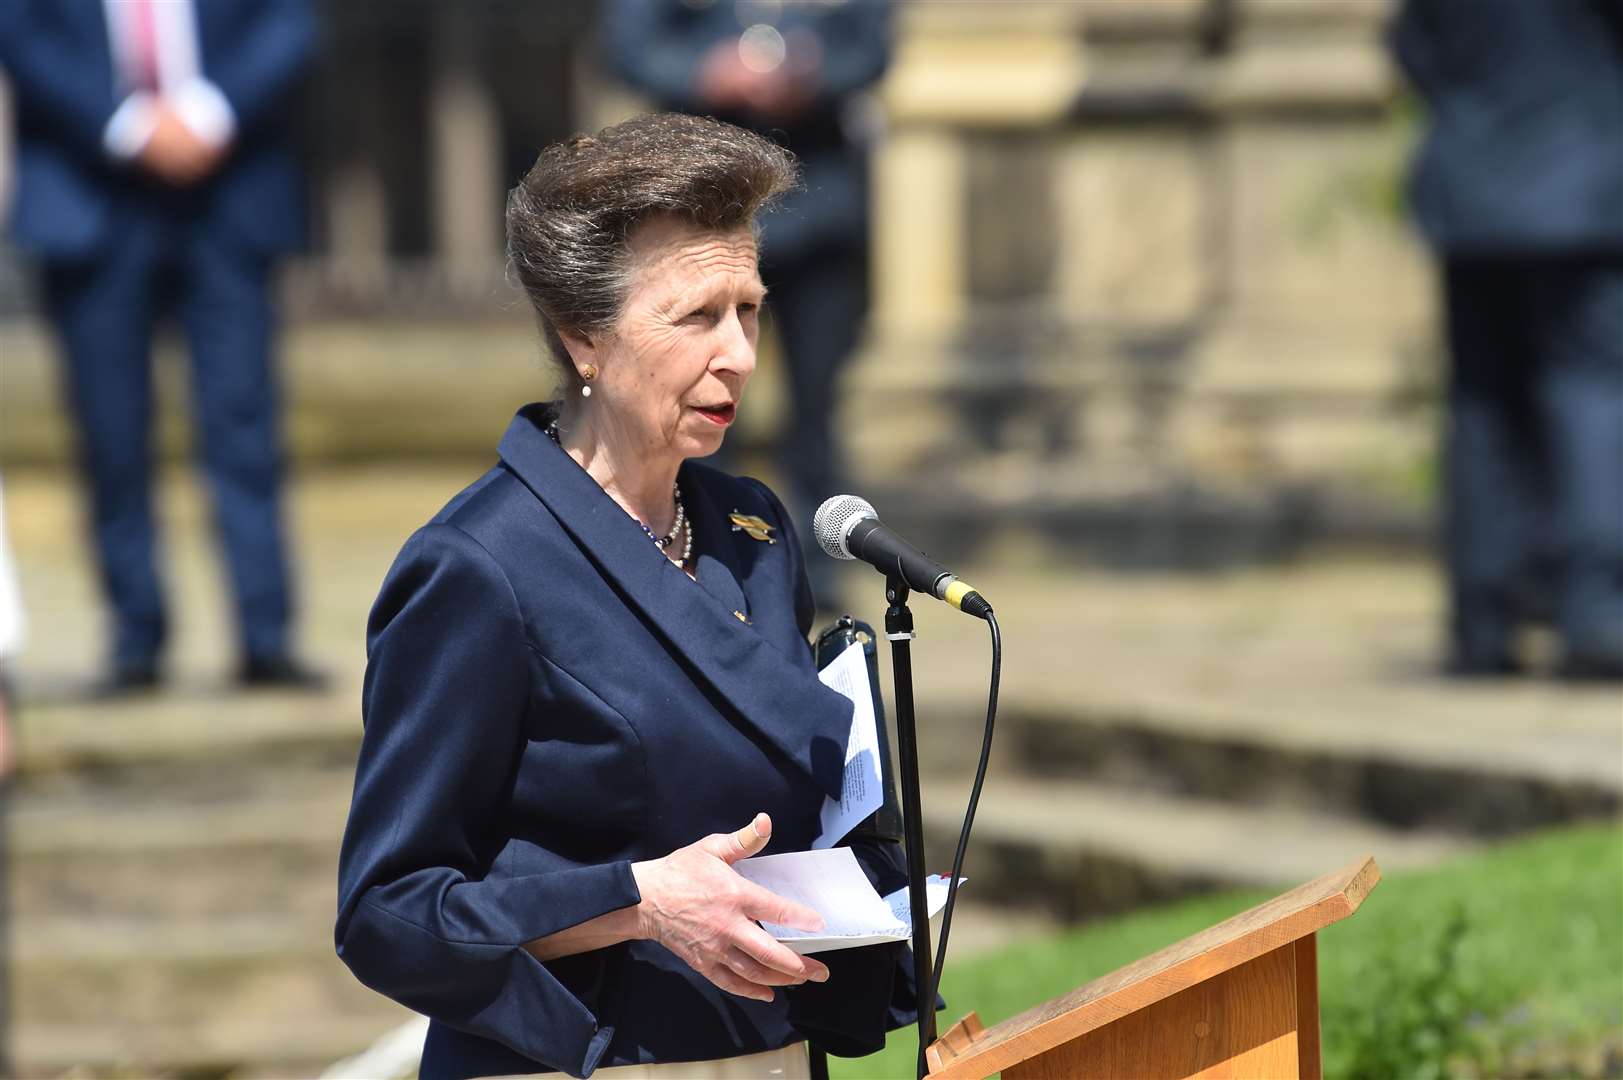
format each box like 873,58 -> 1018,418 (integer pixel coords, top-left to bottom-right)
917,773 -> 1476,922
861,469 -> 1427,571
18,701 -> 1613,852
884,563 -> 1623,836
11,791 -> 350,924
11,915 -> 407,1074
1003,707 -> 1622,837
13,749 -> 356,814
17,1013 -> 414,1077
12,760 -> 354,980
14,690 -> 362,781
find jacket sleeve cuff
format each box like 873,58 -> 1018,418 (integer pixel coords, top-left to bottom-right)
346,900 -> 621,1078
339,861 -> 641,1076
102,92 -> 159,160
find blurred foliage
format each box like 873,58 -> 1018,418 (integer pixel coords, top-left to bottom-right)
1333,903 -> 1488,1079
834,822 -> 1623,1079
1299,94 -> 1421,241
1347,443 -> 1437,508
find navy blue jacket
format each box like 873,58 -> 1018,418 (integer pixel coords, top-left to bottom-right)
0,0 -> 314,258
1392,0 -> 1623,254
336,405 -> 915,1079
600,0 -> 891,264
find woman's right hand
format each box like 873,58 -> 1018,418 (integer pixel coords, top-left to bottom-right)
631,812 -> 832,1002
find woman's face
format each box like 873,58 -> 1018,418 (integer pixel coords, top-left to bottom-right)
579,217 -> 764,465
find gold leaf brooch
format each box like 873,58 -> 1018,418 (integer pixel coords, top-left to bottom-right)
728,512 -> 777,543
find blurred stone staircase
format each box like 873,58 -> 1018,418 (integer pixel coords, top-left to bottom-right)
12,660 -> 1617,1076
9,706 -> 411,1077
916,715 -> 1619,924
897,564 -> 1623,925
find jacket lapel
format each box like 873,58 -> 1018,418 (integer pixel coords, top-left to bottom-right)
681,471 -> 751,622
498,405 -> 851,800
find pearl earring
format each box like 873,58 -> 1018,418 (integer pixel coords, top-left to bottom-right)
581,364 -> 597,397
581,384 -> 591,398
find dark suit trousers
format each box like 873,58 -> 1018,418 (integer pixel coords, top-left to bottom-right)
1443,255 -> 1623,661
42,215 -> 291,667
769,250 -> 869,515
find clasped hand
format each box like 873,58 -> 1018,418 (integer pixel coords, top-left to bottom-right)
632,812 -> 831,1002
139,104 -> 227,187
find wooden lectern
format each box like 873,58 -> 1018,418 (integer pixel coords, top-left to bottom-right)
925,857 -> 1380,1080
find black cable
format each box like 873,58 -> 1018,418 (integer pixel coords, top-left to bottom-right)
928,609 -> 1001,1010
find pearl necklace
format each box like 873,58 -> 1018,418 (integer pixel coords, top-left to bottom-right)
547,420 -> 693,566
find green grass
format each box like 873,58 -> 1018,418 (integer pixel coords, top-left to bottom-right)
832,822 -> 1623,1079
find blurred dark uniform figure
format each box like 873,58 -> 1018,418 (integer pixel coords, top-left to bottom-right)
1393,0 -> 1623,678
602,0 -> 892,607
0,0 -> 320,690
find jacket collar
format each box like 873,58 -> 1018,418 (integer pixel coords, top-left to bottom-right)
498,404 -> 851,800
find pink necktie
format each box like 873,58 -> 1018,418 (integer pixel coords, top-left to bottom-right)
129,0 -> 160,91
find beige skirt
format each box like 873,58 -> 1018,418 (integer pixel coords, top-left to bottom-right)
571,1043 -> 811,1079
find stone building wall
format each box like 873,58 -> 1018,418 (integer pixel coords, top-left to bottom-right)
847,0 -> 1437,552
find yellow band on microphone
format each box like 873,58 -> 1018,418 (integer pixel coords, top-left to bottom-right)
943,579 -> 978,610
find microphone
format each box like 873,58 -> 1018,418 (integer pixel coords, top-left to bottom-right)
813,495 -> 992,619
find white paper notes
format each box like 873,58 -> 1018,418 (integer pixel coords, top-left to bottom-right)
736,847 -> 959,955
813,642 -> 884,848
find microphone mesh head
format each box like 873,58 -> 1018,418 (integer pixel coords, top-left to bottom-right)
813,495 -> 877,560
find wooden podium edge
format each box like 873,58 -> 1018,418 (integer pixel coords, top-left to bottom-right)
926,856 -> 1380,1078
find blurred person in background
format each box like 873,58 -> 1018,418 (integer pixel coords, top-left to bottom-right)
0,0 -> 323,693
1393,0 -> 1623,680
0,474 -> 22,777
601,0 -> 892,610
0,475 -> 20,1078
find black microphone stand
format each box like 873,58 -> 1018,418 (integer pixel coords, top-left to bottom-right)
885,577 -> 937,1080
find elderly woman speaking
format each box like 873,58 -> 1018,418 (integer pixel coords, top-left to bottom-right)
335,115 -> 917,1079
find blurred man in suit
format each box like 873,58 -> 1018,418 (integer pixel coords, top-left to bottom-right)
602,0 -> 892,609
1393,0 -> 1623,679
1,0 -> 322,692
0,475 -> 21,776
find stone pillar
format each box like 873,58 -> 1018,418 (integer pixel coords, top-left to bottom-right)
430,12 -> 503,288
1053,129 -> 1208,328
325,159 -> 389,290
1176,0 -> 1433,482
872,125 -> 967,341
